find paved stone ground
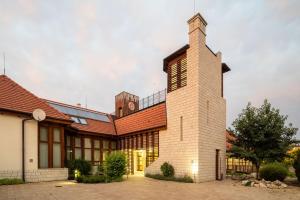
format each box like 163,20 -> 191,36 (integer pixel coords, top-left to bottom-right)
0,177 -> 299,200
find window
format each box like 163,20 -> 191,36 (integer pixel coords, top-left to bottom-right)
167,55 -> 187,92
39,127 -> 48,168
53,128 -> 61,168
66,136 -> 72,160
103,140 -> 109,161
39,126 -> 63,168
94,139 -> 101,164
119,107 -> 123,117
180,116 -> 183,141
71,116 -> 80,123
111,141 -> 116,151
79,118 -> 87,125
74,137 -> 82,159
71,116 -> 88,125
84,138 -> 92,161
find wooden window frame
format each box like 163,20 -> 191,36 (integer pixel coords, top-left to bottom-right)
38,125 -> 64,169
167,54 -> 187,92
83,137 -> 92,162
74,136 -> 82,160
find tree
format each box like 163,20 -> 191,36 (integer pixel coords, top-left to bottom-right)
231,100 -> 298,178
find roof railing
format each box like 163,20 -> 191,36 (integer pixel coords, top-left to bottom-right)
139,89 -> 166,110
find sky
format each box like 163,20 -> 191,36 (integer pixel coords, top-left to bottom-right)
0,0 -> 299,138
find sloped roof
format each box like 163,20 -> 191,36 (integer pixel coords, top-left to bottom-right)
0,75 -> 70,121
45,99 -> 116,135
71,116 -> 116,136
115,102 -> 167,135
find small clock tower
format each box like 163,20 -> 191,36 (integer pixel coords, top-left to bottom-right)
115,91 -> 139,118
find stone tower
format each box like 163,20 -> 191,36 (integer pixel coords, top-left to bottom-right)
146,13 -> 230,182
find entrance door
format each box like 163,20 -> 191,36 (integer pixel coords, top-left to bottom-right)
134,150 -> 146,175
137,151 -> 144,171
216,149 -> 220,180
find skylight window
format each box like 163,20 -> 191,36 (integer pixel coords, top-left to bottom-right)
78,118 -> 87,125
71,116 -> 88,125
71,116 -> 80,123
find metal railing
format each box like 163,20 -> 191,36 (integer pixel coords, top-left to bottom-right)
139,89 -> 166,110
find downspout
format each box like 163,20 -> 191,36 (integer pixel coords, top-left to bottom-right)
22,118 -> 32,182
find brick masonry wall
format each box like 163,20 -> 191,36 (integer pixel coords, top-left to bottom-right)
0,168 -> 68,182
146,13 -> 226,182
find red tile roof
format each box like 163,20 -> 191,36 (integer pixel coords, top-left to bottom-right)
115,103 -> 167,135
0,75 -> 70,121
71,116 -> 116,136
44,99 -> 116,136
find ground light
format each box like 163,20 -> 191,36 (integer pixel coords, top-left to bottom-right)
191,160 -> 198,182
74,169 -> 80,178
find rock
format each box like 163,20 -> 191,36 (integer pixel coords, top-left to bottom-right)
259,182 -> 267,188
251,182 -> 255,187
241,180 -> 249,185
254,183 -> 260,187
269,183 -> 279,189
273,180 -> 282,186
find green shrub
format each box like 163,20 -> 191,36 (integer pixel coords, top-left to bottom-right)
0,178 -> 24,185
259,162 -> 288,181
160,162 -> 174,177
76,175 -> 106,183
145,173 -> 193,183
97,164 -> 105,175
293,151 -> 300,182
67,159 -> 92,178
105,151 -> 126,181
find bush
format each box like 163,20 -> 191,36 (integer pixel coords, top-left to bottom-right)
105,151 -> 127,181
145,173 -> 193,183
76,175 -> 106,184
160,162 -> 174,177
67,159 -> 92,178
259,162 -> 288,181
0,178 -> 24,185
293,151 -> 300,182
97,164 -> 105,175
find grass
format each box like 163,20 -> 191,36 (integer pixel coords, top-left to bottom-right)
145,173 -> 193,183
0,178 -> 24,185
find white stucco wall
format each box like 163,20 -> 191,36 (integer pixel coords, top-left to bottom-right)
0,114 -> 37,172
0,113 -> 68,182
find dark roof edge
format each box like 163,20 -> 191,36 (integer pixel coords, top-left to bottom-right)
0,108 -> 72,124
163,44 -> 189,72
222,63 -> 231,73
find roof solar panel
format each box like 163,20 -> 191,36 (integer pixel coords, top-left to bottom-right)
49,103 -> 110,122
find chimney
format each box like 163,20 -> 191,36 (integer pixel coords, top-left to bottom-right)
187,13 -> 207,45
76,103 -> 81,107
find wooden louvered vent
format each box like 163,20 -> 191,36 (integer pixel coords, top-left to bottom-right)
167,54 -> 187,92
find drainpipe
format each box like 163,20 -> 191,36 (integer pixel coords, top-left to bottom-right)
22,118 -> 32,182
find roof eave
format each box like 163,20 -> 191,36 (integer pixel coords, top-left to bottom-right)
163,44 -> 190,72
222,63 -> 231,73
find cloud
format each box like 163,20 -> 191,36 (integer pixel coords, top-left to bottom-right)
0,0 -> 299,138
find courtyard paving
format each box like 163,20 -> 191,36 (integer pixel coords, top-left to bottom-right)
0,176 -> 299,200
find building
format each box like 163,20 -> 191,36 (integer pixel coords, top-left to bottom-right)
0,13 -> 230,183
225,130 -> 256,173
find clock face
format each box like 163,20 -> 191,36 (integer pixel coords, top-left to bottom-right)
128,101 -> 135,111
